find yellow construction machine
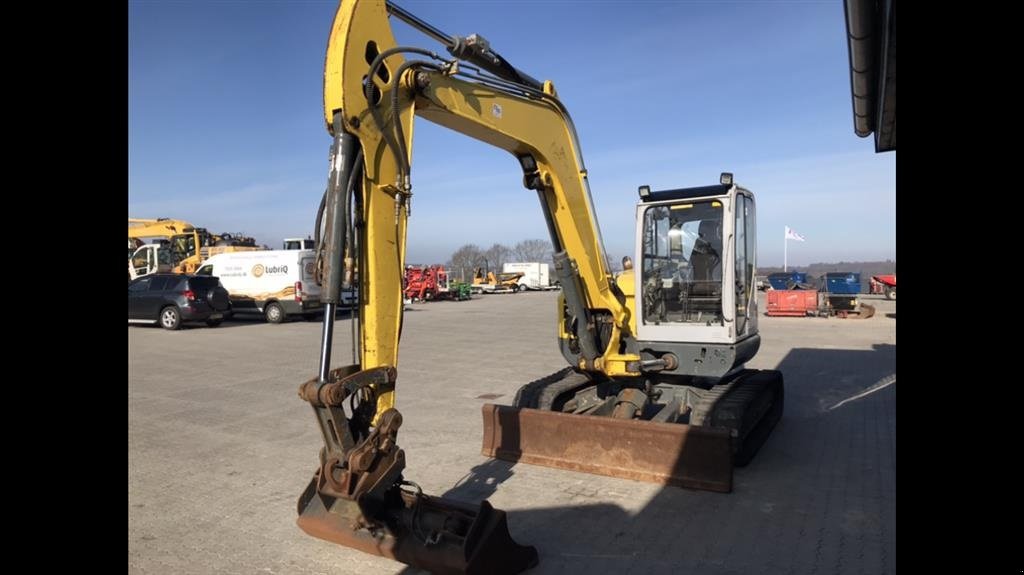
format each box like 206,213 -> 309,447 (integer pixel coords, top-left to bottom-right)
128,218 -> 260,277
297,2 -> 784,572
471,267 -> 525,293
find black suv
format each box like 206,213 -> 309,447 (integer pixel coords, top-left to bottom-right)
128,274 -> 231,330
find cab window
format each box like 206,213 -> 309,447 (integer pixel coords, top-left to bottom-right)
640,200 -> 724,326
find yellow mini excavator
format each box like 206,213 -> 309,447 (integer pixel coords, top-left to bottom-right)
296,2 -> 784,573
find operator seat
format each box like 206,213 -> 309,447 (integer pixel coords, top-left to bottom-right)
690,219 -> 722,296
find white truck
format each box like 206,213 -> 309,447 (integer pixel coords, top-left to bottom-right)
283,237 -> 315,250
502,262 -> 556,291
195,250 -> 326,323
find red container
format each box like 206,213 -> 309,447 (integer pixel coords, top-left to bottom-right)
766,290 -> 818,316
872,274 -> 896,288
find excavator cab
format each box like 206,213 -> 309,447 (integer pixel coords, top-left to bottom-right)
636,181 -> 756,340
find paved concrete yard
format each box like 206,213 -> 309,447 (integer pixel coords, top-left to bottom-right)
129,291 -> 895,574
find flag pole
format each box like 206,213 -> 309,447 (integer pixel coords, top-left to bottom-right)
784,226 -> 788,272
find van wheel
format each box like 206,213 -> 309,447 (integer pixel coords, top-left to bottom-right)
265,302 -> 285,324
160,306 -> 182,330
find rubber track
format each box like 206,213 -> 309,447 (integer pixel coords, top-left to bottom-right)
690,370 -> 784,466
513,368 -> 595,410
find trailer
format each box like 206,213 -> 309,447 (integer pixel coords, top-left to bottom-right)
502,262 -> 558,290
871,274 -> 897,300
820,272 -> 874,318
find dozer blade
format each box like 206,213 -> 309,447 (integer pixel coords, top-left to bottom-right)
297,475 -> 538,575
481,404 -> 734,492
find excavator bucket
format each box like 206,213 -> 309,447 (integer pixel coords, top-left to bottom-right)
481,404 -> 735,493
297,473 -> 538,575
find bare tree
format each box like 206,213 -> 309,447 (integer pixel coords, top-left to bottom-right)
513,239 -> 553,262
448,244 -> 486,281
484,243 -> 513,272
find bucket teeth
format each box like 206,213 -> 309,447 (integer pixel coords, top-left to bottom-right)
297,474 -> 537,575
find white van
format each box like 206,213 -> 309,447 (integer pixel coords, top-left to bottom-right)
195,250 -> 323,323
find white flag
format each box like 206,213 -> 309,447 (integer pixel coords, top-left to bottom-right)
785,226 -> 805,242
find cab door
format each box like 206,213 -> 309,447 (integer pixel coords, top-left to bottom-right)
130,245 -> 159,277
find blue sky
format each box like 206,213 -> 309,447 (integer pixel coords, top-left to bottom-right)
129,0 -> 895,268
